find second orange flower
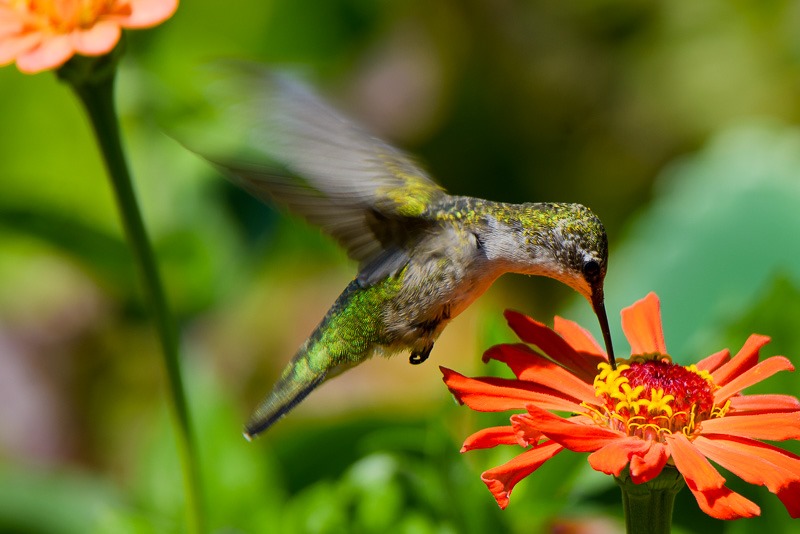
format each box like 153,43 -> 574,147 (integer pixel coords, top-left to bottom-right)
0,0 -> 178,73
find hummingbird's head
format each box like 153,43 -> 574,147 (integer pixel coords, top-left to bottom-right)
539,204 -> 607,299
472,201 -> 615,365
510,203 -> 616,366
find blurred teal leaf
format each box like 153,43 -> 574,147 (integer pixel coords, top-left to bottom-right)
720,274 -> 800,388
569,121 -> 800,362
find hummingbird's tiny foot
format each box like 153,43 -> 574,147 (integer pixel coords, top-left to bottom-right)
409,352 -> 428,365
409,345 -> 433,365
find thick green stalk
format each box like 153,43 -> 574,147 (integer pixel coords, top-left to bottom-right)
616,467 -> 684,534
60,52 -> 204,533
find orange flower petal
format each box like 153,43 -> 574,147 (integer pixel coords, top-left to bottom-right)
553,316 -> 605,357
588,437 -> 651,476
667,435 -> 759,518
481,440 -> 564,509
693,435 -> 800,518
700,411 -> 800,441
441,367 -> 583,413
0,10 -> 23,37
620,292 -> 667,355
630,441 -> 669,484
665,433 -> 725,491
714,355 -> 794,403
510,413 -> 545,447
482,343 -> 596,404
524,404 -> 623,451
72,20 -> 121,55
17,34 -> 76,73
711,334 -> 770,386
695,348 -> 730,373
461,426 -> 519,452
123,0 -> 179,28
503,310 -> 600,380
728,394 -> 800,413
686,484 -> 760,520
0,32 -> 40,65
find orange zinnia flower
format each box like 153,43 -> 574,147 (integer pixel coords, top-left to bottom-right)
0,0 -> 178,73
442,293 -> 800,520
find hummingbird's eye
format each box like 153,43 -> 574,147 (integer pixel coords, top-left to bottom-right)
583,259 -> 601,279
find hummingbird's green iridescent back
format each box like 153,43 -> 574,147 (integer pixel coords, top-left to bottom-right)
191,64 -> 614,439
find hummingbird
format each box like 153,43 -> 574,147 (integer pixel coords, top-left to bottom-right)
195,66 -> 615,439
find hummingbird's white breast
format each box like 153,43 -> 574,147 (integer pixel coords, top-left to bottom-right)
380,222 -> 501,353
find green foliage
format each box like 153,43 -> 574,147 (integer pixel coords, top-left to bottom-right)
3,0 -> 800,532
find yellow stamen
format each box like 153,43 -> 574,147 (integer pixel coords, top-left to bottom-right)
589,356 -> 726,442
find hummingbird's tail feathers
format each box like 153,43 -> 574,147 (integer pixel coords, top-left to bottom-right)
243,368 -> 326,440
243,279 -> 388,438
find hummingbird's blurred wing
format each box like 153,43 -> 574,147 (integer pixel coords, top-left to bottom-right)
201,65 -> 447,286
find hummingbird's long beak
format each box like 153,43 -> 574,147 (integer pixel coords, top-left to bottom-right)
591,289 -> 616,369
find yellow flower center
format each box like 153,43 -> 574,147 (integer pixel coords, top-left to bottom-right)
11,0 -> 129,32
587,354 -> 728,441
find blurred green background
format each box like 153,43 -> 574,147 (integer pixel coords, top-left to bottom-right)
2,1 -> 800,532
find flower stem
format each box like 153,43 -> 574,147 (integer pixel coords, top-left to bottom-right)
616,468 -> 684,534
59,52 -> 204,533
